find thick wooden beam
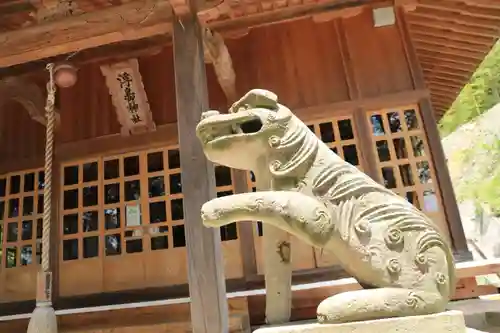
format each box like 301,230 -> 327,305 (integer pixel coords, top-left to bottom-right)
0,0 -> 174,68
0,35 -> 171,80
173,11 -> 229,333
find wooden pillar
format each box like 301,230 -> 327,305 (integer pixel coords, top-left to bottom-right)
257,175 -> 292,324
419,98 -> 471,261
397,8 -> 471,261
232,169 -> 258,280
173,12 -> 229,333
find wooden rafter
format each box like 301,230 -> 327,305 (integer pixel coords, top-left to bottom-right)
417,0 -> 500,19
428,78 -> 464,89
430,99 -> 450,108
414,42 -> 487,60
427,84 -> 461,96
423,70 -> 471,81
430,98 -> 448,106
409,17 -> 499,38
424,74 -> 469,85
422,64 -> 474,76
409,8 -> 500,29
428,95 -> 460,107
430,101 -> 452,111
412,37 -> 491,53
430,89 -> 456,99
419,59 -> 477,72
428,82 -> 461,92
417,53 -> 479,66
409,27 -> 496,46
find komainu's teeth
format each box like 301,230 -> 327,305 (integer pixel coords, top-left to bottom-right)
205,134 -> 214,143
232,125 -> 243,134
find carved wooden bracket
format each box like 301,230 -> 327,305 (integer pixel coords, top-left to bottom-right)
202,28 -> 237,102
100,59 -> 156,137
0,77 -> 61,127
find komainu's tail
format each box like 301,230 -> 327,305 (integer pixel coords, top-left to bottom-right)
316,288 -> 447,324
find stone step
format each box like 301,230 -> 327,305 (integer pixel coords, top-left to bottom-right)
252,311 -> 466,333
447,299 -> 500,330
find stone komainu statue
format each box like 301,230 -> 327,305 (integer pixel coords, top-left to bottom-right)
196,89 -> 456,323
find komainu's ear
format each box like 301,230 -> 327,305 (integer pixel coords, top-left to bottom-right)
229,89 -> 278,113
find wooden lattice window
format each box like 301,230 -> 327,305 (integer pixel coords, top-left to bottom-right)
60,148 -> 238,263
368,106 -> 442,223
249,115 -> 362,236
0,169 -> 45,269
307,116 -> 361,169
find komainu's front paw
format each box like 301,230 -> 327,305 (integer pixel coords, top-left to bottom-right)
200,200 -> 223,227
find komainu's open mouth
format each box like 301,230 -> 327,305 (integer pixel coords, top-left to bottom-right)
196,110 -> 263,144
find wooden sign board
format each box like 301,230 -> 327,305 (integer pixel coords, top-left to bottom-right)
100,59 -> 156,136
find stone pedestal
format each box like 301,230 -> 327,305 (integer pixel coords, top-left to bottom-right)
253,311 -> 466,333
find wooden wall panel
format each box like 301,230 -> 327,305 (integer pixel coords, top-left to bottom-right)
226,19 -> 350,110
0,100 -> 45,162
58,63 -> 121,143
138,49 -> 178,125
343,9 -> 413,98
207,64 -> 229,111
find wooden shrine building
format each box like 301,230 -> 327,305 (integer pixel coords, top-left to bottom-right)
0,0 -> 499,332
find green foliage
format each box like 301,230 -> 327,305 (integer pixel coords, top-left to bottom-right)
439,41 -> 500,136
455,137 -> 500,216
444,40 -> 500,213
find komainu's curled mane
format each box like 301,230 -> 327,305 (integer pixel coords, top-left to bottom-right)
196,89 -> 456,324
